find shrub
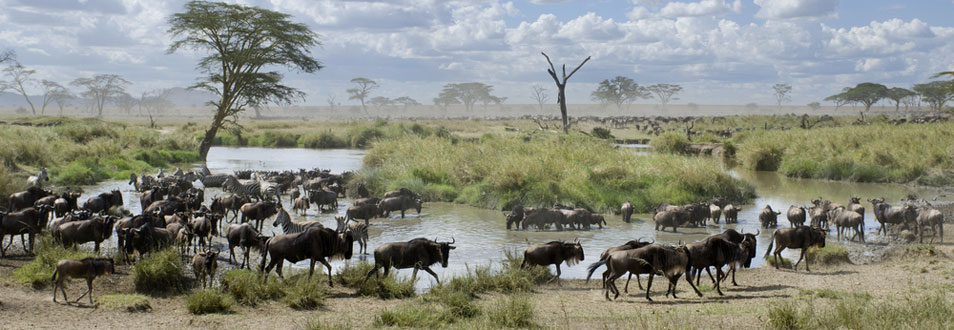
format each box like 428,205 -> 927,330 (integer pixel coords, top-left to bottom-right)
12,236 -> 94,289
220,269 -> 284,306
299,131 -> 347,149
651,132 -> 692,154
283,274 -> 327,310
133,248 -> 187,295
96,294 -> 152,312
487,295 -> 535,328
806,244 -> 850,265
591,127 -> 613,139
374,304 -> 447,328
186,289 -> 233,315
336,262 -> 415,299
765,255 -> 793,269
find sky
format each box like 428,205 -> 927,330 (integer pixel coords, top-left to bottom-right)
1,0 -> 953,106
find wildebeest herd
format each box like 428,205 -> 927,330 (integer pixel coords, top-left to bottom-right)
0,165 -> 947,305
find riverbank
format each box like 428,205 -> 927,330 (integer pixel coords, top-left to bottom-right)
356,133 -> 754,213
0,117 -> 198,206
1,243 -> 952,329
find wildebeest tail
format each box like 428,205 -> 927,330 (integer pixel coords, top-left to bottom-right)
51,268 -> 58,283
763,231 -> 777,258
585,260 -> 606,283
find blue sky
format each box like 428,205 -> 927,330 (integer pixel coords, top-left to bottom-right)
0,0 -> 953,107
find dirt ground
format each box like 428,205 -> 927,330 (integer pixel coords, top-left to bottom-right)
2,243 -> 953,330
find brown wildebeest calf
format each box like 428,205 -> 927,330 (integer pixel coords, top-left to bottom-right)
51,257 -> 115,304
192,250 -> 219,289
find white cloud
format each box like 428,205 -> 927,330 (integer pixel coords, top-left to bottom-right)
658,0 -> 742,18
754,0 -> 839,19
529,0 -> 571,3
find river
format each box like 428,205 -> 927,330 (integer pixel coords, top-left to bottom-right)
76,146 -> 950,290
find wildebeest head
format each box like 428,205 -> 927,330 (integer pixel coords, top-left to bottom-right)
564,240 -> 585,266
741,229 -> 759,268
413,198 -> 423,214
435,237 -> 457,267
809,226 -> 826,248
128,173 -> 138,185
109,189 -> 123,206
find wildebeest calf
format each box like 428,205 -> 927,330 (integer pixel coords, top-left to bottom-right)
51,257 -> 114,304
192,250 -> 219,289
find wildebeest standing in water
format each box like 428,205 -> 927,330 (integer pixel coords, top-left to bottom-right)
260,226 -> 354,286
83,190 -> 123,214
621,201 -> 634,223
722,204 -> 740,223
828,207 -> 864,242
759,205 -> 781,228
378,195 -> 422,218
51,257 -> 115,304
764,226 -> 826,272
365,237 -> 457,284
521,240 -> 584,282
787,205 -> 806,228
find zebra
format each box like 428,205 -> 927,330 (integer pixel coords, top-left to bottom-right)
258,177 -> 280,202
27,168 -> 48,188
335,216 -> 368,254
223,176 -> 263,201
272,208 -> 323,234
199,174 -> 229,188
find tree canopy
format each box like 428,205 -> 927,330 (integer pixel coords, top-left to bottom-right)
437,82 -> 499,112
347,77 -> 378,116
646,83 -> 682,107
167,0 -> 322,160
838,82 -> 887,111
772,83 -> 792,108
913,80 -> 954,111
884,87 -> 916,111
70,74 -> 130,117
591,76 -> 648,111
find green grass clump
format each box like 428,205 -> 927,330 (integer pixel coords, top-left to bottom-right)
12,236 -> 94,289
358,133 -> 753,213
767,295 -> 954,329
806,244 -> 850,265
96,294 -> 152,312
765,256 -> 793,269
374,304 -> 448,328
283,274 -> 327,310
133,248 -> 187,295
487,295 -> 535,329
299,317 -> 354,330
650,132 -> 692,154
220,269 -> 284,306
336,262 -> 415,299
299,131 -> 348,149
186,289 -> 233,315
799,289 -> 871,300
734,123 -> 954,185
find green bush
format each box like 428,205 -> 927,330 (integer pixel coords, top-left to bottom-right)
806,244 -> 850,265
220,269 -> 284,306
591,127 -> 614,139
96,294 -> 152,312
374,304 -> 447,328
283,274 -> 327,310
12,236 -> 94,289
487,295 -> 535,328
299,131 -> 347,149
336,262 -> 415,299
186,289 -> 233,315
765,255 -> 793,269
133,248 -> 187,295
651,132 -> 692,154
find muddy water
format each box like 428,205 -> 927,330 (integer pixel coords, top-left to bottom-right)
72,147 -> 951,290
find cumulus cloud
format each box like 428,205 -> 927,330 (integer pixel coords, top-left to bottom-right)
754,0 -> 839,19
658,0 -> 742,18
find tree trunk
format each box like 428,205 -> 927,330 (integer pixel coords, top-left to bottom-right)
558,87 -> 569,134
199,113 -> 226,161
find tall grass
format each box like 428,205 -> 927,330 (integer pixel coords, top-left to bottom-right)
357,133 -> 754,213
335,262 -> 415,299
96,294 -> 153,312
11,235 -> 94,289
767,295 -> 954,329
186,289 -> 233,315
734,123 -> 954,185
132,248 -> 187,296
219,269 -> 326,309
198,120 -> 457,149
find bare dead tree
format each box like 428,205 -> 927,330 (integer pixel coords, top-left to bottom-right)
531,85 -> 549,112
542,52 -> 591,134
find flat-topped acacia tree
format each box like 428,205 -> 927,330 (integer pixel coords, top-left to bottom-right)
167,1 -> 322,160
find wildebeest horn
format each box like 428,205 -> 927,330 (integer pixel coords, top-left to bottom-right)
450,237 -> 455,244
755,229 -> 760,236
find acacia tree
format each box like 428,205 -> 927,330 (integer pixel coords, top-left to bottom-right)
115,92 -> 139,115
542,52 -> 591,133
438,82 -> 497,112
168,1 -> 322,160
392,96 -> 420,111
531,85 -> 549,112
347,77 -> 377,117
772,83 -> 792,109
591,76 -> 647,112
71,74 -> 130,117
39,80 -> 69,115
913,81 -> 954,112
647,83 -> 682,107
3,62 -> 38,115
433,88 -> 460,111
884,87 -> 916,111
839,82 -> 887,111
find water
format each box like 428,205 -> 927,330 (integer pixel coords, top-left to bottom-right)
75,146 -> 951,290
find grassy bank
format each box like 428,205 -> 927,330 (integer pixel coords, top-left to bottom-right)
0,117 -> 198,204
180,120 -> 457,149
733,122 -> 954,185
356,133 -> 754,213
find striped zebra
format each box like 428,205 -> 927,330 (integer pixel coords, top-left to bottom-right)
223,176 -> 263,201
258,177 -> 280,202
199,174 -> 230,188
335,216 -> 368,254
272,208 -> 323,234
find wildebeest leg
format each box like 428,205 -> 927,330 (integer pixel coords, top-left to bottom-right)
682,271 -> 703,297
318,258 -> 334,287
624,273 -> 633,293
400,209 -> 405,218
773,248 -> 785,270
411,267 -> 419,283
74,277 -> 93,304
714,267 -> 725,296
705,267 -> 716,285
275,260 -> 286,280
364,265 -> 380,282
731,267 -> 739,286
645,273 -> 654,301
59,282 -> 69,303
794,249 -> 807,272
421,266 -> 440,285
308,259 -> 316,278
547,264 -> 561,284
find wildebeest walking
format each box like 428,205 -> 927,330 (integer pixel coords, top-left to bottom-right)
346,203 -> 381,226
916,204 -> 944,243
51,257 -> 115,304
685,236 -> 751,296
621,201 -> 634,223
0,206 -> 52,257
240,200 -> 280,231
54,215 -> 117,253
764,226 -> 827,272
260,226 -> 354,286
869,198 -> 918,236
225,223 -> 268,269
600,244 -> 703,301
378,195 -> 422,219
586,239 -> 652,292
722,204 -> 740,223
521,240 -> 584,282
364,237 -> 457,284
829,207 -> 864,242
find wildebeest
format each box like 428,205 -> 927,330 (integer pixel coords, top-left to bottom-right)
53,192 -> 81,218
653,207 -> 691,232
51,257 -> 114,304
585,239 -> 653,292
600,244 -> 703,301
140,187 -> 168,210
307,188 -> 338,211
809,205 -> 828,229
0,206 -> 52,257
9,186 -> 53,211
226,223 -> 268,269
708,204 -> 722,224
260,226 -> 354,286
787,205 -> 807,228
869,198 -> 918,236
916,205 -> 944,243
353,197 -> 381,207
828,207 -> 864,242
759,205 -> 781,228
848,196 -> 865,219
355,183 -> 370,198
83,190 -> 123,214
378,195 -> 422,219
685,236 -> 751,295
708,229 -> 758,285
54,215 -> 116,253
240,200 -> 280,231
723,204 -> 740,223
123,223 -> 175,259
48,210 -> 92,238
505,205 -> 526,230
383,188 -> 419,199
364,237 -> 457,284
335,216 -> 369,255
621,201 -> 634,223
521,240 -> 584,281
292,197 -> 310,216
189,213 -> 217,253
764,226 -> 827,272
211,194 -> 249,222
192,250 -> 219,289
521,207 -> 566,230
